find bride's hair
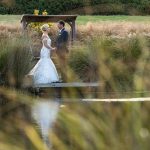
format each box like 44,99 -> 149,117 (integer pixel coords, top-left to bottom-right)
40,24 -> 50,31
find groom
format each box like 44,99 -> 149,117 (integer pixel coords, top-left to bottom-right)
56,20 -> 69,81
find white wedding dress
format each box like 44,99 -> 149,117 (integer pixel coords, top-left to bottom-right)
29,35 -> 59,84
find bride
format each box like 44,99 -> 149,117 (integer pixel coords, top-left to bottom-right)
28,24 -> 59,84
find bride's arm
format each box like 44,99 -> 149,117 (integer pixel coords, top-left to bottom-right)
42,37 -> 55,50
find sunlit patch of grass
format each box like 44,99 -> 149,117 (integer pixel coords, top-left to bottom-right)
77,15 -> 150,24
0,15 -> 21,24
0,15 -> 150,25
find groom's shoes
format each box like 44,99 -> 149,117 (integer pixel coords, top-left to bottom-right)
52,80 -> 63,83
60,104 -> 66,108
58,79 -> 63,83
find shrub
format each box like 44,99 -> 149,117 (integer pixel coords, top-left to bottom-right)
0,0 -> 150,15
1,0 -> 84,14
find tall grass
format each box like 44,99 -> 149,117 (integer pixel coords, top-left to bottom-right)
68,35 -> 150,98
0,24 -> 21,38
0,23 -> 149,94
0,35 -> 32,88
77,22 -> 150,41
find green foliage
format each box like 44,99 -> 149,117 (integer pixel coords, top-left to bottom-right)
0,0 -> 84,14
0,0 -> 150,15
0,5 -> 8,14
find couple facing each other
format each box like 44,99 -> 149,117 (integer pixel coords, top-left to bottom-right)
28,20 -> 69,84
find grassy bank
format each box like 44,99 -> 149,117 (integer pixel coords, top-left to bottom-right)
77,15 -> 150,24
0,15 -> 21,24
0,15 -> 150,25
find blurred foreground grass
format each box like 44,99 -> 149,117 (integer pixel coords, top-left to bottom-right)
0,87 -> 150,150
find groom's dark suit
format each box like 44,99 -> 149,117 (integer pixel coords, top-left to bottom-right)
56,28 -> 69,53
56,28 -> 69,81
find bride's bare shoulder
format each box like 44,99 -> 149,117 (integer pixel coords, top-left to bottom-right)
42,35 -> 48,40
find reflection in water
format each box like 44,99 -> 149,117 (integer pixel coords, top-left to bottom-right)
32,99 -> 60,149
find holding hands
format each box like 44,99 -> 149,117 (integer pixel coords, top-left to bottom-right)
52,47 -> 56,51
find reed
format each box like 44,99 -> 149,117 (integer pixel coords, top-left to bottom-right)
68,35 -> 150,98
0,87 -> 150,150
0,35 -> 32,88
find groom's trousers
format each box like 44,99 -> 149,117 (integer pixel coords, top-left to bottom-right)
56,50 -> 68,82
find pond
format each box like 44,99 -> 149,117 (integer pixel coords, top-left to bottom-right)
29,87 -> 150,150
0,87 -> 150,150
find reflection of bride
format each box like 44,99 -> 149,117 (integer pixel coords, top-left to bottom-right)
32,99 -> 60,148
28,24 -> 59,84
